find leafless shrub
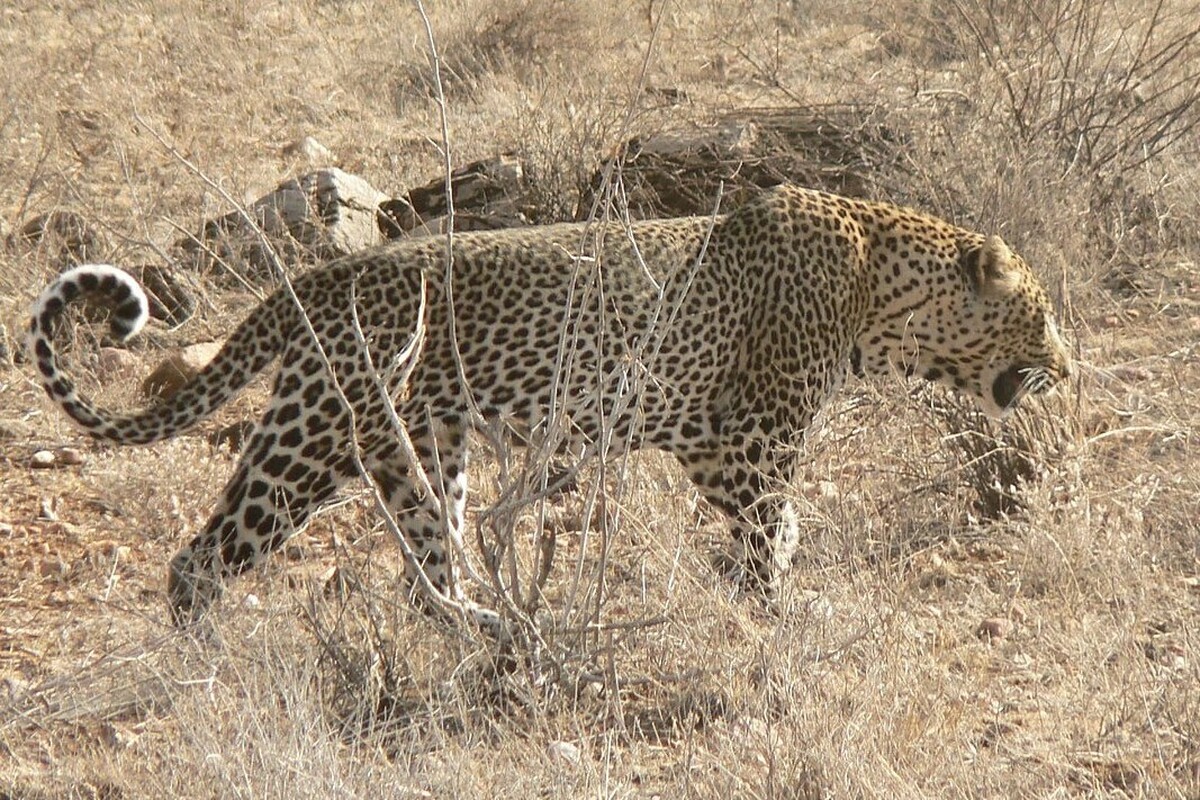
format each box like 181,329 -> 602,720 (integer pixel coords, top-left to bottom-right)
508,92 -> 632,223
580,104 -> 909,222
949,0 -> 1200,181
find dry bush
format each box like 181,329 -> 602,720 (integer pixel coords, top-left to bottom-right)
928,390 -> 1079,520
506,90 -> 637,222
949,0 -> 1200,178
909,0 -> 1200,272
395,0 -> 642,100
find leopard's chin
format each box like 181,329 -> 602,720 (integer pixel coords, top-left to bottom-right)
991,364 -> 1027,411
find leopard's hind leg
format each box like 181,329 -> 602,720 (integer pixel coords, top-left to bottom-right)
167,352 -> 357,624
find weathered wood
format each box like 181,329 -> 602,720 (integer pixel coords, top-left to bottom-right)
582,104 -> 905,219
378,154 -> 528,238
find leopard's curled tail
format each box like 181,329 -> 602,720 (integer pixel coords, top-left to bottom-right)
28,264 -> 293,444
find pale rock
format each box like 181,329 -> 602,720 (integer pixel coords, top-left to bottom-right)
282,135 -> 333,162
90,540 -> 130,560
101,721 -> 141,749
270,169 -> 387,256
38,556 -> 67,578
0,323 -> 11,366
546,740 -> 581,767
30,450 -> 56,469
181,168 -> 390,283
1110,365 -> 1152,382
142,342 -> 222,399
0,418 -> 33,441
38,497 -> 58,521
207,420 -> 255,452
2,676 -> 29,704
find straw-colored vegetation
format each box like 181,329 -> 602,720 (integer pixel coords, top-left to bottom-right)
1,1 -> 1197,797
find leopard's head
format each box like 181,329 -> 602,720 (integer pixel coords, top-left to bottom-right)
934,235 -> 1072,416
856,233 -> 1072,417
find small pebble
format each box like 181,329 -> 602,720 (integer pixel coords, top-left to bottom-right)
91,540 -> 131,560
38,557 -> 67,578
96,347 -> 138,381
30,450 -> 56,469
38,498 -> 59,521
2,676 -> 29,704
977,617 -> 1013,642
546,740 -> 581,767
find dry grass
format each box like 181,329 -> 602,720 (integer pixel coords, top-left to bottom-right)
2,1 -> 1199,798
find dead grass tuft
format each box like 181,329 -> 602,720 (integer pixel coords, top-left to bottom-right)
931,391 -> 1080,521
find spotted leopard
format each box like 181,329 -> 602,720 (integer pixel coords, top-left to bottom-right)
28,185 -> 1071,629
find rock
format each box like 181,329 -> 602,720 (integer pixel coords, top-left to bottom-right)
207,420 -> 255,452
0,418 -> 34,441
395,212 -> 525,238
57,447 -> 85,466
9,209 -> 106,265
101,721 -> 141,749
798,589 -> 835,621
1109,365 -> 1152,382
180,168 -> 390,283
142,342 -> 223,400
803,479 -> 840,508
644,85 -> 690,104
545,740 -> 581,767
544,503 -> 587,534
0,324 -> 11,367
38,498 -> 58,521
976,617 -> 1014,642
96,347 -> 139,382
30,450 -> 56,469
282,136 -> 332,162
262,168 -> 391,257
90,540 -> 130,560
917,552 -> 956,589
1,675 -> 29,704
322,566 -> 356,600
38,556 -> 68,578
241,593 -> 261,610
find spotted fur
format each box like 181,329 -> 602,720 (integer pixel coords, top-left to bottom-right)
28,185 -> 1071,628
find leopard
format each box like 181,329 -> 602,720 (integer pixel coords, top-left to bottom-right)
28,184 -> 1071,632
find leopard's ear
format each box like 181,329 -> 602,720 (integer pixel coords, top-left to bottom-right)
965,235 -> 1020,298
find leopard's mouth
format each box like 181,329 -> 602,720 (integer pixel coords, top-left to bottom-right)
991,364 -> 1054,410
